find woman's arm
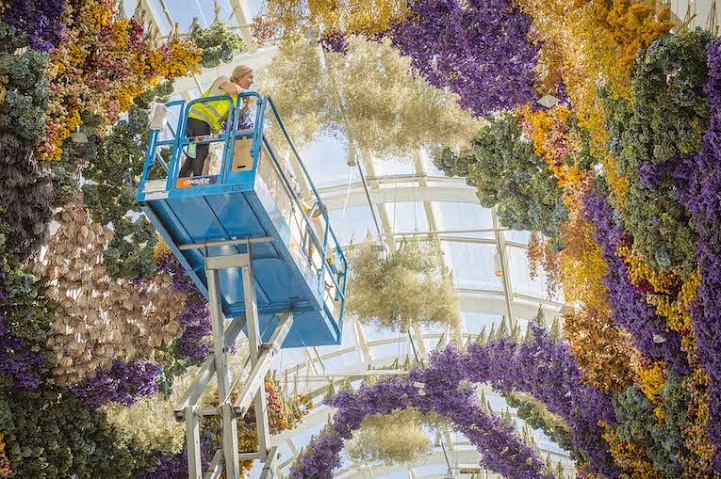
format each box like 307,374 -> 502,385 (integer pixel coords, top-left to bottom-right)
219,81 -> 242,95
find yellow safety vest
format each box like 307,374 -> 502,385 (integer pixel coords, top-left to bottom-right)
188,78 -> 238,133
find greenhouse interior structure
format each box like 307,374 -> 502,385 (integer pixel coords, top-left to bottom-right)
7,0 -> 721,478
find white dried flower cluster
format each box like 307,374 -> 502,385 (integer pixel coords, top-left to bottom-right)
31,196 -> 187,385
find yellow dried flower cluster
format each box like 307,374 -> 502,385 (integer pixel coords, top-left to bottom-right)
0,433 -> 10,478
520,0 -> 671,154
638,360 -> 667,404
618,245 -> 699,354
256,0 -> 407,42
40,0 -> 202,160
681,369 -> 716,477
605,429 -> 665,479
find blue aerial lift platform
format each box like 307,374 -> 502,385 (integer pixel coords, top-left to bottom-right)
137,92 -> 348,479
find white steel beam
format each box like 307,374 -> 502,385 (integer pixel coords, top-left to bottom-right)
227,0 -> 259,52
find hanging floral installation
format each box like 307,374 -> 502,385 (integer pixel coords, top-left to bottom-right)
31,197 -> 186,386
346,237 -> 460,332
257,36 -> 482,160
345,408 -> 435,465
257,0 -> 540,117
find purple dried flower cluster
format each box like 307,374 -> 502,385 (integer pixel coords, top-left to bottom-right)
319,28 -> 349,54
70,359 -> 162,409
386,0 -> 539,117
583,187 -> 688,374
132,438 -> 211,479
0,311 -> 45,390
157,252 -> 211,362
475,323 -> 618,477
672,39 -> 721,474
0,0 -> 66,51
291,324 -> 615,478
289,427 -> 344,478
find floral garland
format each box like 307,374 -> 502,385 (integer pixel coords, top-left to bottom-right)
292,322 -> 616,478
347,237 -> 460,332
293,378 -> 554,479
582,186 -> 688,374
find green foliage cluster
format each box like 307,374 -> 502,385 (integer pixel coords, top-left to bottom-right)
434,113 -> 568,249
0,22 -> 53,260
346,237 -> 460,332
604,30 -> 714,274
566,115 -> 596,173
0,388 -> 152,479
65,83 -> 175,280
613,374 -> 692,477
0,23 -> 48,141
502,391 -> 577,459
0,218 -> 56,391
190,21 -> 247,68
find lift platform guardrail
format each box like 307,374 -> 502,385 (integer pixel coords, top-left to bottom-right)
137,91 -> 348,479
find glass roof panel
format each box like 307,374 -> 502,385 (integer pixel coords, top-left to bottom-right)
244,0 -> 264,18
326,205 -> 376,245
370,158 -> 416,176
442,241 -> 503,290
360,322 -> 401,343
301,135 -> 355,188
370,338 -> 409,361
461,311 -> 504,335
421,151 -> 445,176
122,0 -> 138,18
162,0 -> 234,30
384,201 -> 429,233
505,229 -> 532,245
145,0 -> 172,34
433,201 -> 494,237
508,245 -> 547,299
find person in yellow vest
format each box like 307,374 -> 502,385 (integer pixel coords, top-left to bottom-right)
179,64 -> 255,178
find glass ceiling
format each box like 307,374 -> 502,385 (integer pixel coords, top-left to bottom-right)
130,1 -> 572,477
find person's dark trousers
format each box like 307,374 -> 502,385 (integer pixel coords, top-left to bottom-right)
179,118 -> 211,177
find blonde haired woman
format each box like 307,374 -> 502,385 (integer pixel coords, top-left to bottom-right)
179,64 -> 254,178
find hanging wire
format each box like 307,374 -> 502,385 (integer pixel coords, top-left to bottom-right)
340,157 -> 354,220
